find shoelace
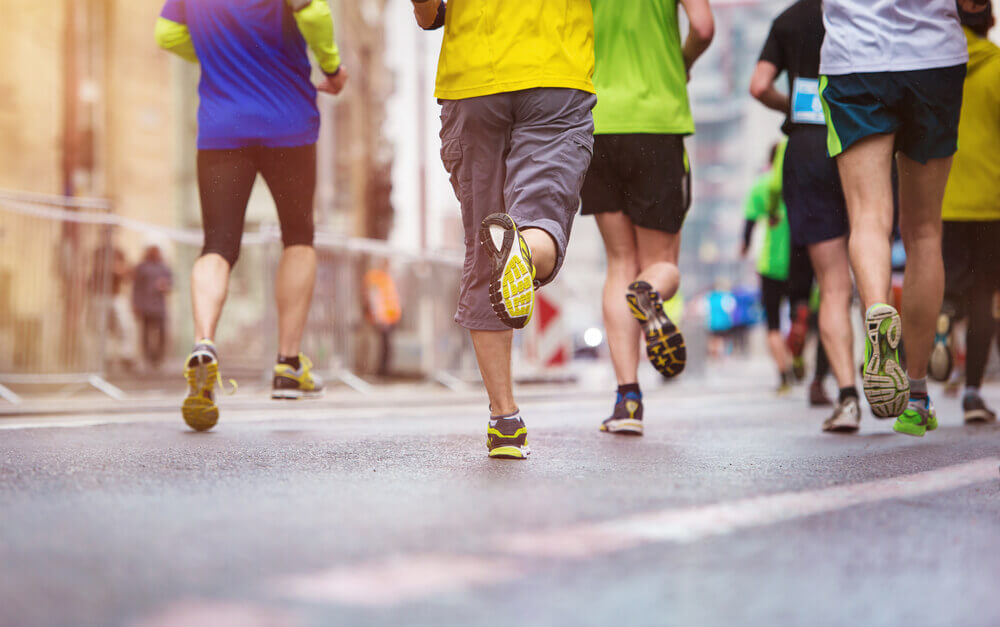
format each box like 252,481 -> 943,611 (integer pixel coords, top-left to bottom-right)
186,360 -> 238,396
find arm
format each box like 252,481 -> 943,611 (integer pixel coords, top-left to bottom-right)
154,17 -> 198,63
412,0 -> 445,30
749,60 -> 789,113
679,0 -> 715,72
742,220 -> 756,257
289,0 -> 341,75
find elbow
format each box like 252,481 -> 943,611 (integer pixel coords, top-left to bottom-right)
749,79 -> 766,101
692,15 -> 714,45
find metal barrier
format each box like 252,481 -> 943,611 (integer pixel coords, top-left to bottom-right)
0,191 -> 125,402
0,189 -> 479,402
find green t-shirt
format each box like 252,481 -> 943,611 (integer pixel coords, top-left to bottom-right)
591,0 -> 695,135
745,172 -> 791,281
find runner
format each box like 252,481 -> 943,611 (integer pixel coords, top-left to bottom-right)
929,1 -> 999,424
750,0 -> 861,432
741,143 -> 794,395
412,0 -> 596,457
819,0 -> 974,436
580,0 -> 713,435
156,0 -> 347,431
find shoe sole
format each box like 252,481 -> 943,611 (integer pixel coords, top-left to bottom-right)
863,305 -> 908,418
271,389 -> 325,400
480,213 -> 534,329
822,419 -> 859,433
600,419 -> 644,435
964,410 -> 996,424
182,354 -> 219,432
627,284 -> 686,379
488,445 -> 530,459
893,420 -> 926,437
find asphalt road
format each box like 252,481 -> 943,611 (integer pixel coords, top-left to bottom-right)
2,370 -> 998,627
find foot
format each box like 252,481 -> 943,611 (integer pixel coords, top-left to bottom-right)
809,380 -> 832,407
963,393 -> 997,424
776,380 -> 792,396
822,395 -> 860,433
626,280 -> 686,378
786,303 -> 809,358
791,356 -> 806,382
479,213 -> 536,329
893,396 -> 937,437
928,313 -> 953,383
862,304 -> 908,418
272,354 -> 325,399
487,412 -> 530,459
182,340 -> 226,432
600,392 -> 643,435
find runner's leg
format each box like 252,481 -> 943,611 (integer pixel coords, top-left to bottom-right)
258,144 -> 318,358
896,152 -> 952,380
192,148 -> 256,341
808,236 -> 854,389
595,211 -> 641,385
837,133 -> 896,310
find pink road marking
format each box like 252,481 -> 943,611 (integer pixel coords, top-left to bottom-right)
131,600 -> 300,627
274,458 -> 998,606
275,553 -> 523,607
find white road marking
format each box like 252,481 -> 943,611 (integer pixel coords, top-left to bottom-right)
272,458 -> 999,607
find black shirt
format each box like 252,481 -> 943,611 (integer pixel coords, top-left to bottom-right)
758,0 -> 825,135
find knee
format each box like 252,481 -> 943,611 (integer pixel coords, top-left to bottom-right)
606,248 -> 639,276
201,246 -> 239,268
281,218 -> 315,249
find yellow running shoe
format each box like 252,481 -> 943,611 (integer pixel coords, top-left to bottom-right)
479,213 -> 536,329
271,353 -> 325,400
487,412 -> 530,459
182,340 -> 235,432
626,280 -> 686,378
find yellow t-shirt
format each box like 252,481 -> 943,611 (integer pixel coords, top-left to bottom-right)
434,1 -> 596,100
942,28 -> 1000,221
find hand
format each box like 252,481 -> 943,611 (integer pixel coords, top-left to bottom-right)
318,67 -> 348,95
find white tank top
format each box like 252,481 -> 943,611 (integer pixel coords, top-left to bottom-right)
820,0 -> 969,74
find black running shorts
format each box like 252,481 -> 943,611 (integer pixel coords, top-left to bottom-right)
760,274 -> 787,332
197,144 -> 316,266
580,134 -> 691,234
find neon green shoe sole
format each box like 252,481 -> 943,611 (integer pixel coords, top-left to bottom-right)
893,408 -> 928,437
863,304 -> 909,418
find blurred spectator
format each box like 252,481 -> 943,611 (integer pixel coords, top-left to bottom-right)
132,242 -> 173,371
363,263 -> 401,377
90,240 -> 138,371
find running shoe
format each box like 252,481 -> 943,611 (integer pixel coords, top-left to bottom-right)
928,313 -> 953,383
792,356 -> 806,382
809,380 -> 832,407
182,340 -> 236,432
479,213 -> 536,329
893,397 -> 937,437
822,395 -> 860,433
272,354 -> 325,399
600,392 -> 643,435
862,304 -> 909,418
786,303 -> 809,359
626,280 -> 686,378
487,413 -> 530,459
963,394 -> 997,424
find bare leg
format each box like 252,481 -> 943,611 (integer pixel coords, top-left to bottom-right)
470,329 -> 516,415
521,228 -> 557,283
191,253 -> 231,342
276,245 -> 317,356
837,133 -> 896,310
897,153 -> 952,380
767,330 -> 790,374
595,212 -> 641,386
634,225 -> 682,300
809,236 -> 855,388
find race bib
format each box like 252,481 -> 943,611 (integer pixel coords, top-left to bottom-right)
791,77 -> 826,125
